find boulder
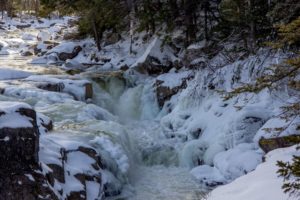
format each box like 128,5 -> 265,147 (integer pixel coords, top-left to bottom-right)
132,38 -> 180,75
27,76 -> 93,101
154,72 -> 194,108
259,135 -> 300,153
0,102 -> 39,171
36,82 -> 65,92
16,24 -> 31,29
58,46 -> 82,61
40,140 -> 106,200
21,51 -> 33,56
0,102 -> 58,199
0,172 -> 59,200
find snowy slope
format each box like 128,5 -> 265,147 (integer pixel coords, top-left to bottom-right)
208,146 -> 299,200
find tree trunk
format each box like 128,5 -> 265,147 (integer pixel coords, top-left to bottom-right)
92,18 -> 101,51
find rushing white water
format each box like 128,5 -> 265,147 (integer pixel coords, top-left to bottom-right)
0,26 -> 206,200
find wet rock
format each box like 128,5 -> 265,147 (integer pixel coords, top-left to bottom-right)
259,135 -> 300,153
66,69 -> 83,75
58,46 -> 82,61
21,51 -> 33,56
36,82 -> 65,92
120,64 -> 129,71
85,82 -> 93,99
16,24 -> 31,29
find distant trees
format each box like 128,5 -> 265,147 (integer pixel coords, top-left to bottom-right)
0,0 -> 41,18
34,0 -> 300,52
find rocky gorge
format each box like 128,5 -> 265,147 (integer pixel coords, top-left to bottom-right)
0,14 -> 299,200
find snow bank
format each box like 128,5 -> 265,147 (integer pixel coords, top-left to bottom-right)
0,101 -> 33,128
208,146 -> 299,200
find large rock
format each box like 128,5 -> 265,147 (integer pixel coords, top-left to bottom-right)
40,135 -> 107,200
132,38 -> 180,75
154,71 -> 194,108
16,24 -> 31,29
0,102 -> 58,200
259,135 -> 300,153
26,75 -> 93,101
0,172 -> 59,200
58,45 -> 82,61
0,102 -> 39,171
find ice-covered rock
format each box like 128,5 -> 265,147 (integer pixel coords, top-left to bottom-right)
132,38 -> 180,75
37,31 -> 52,41
40,134 -> 125,199
154,70 -> 193,108
26,75 -> 93,101
190,165 -> 226,188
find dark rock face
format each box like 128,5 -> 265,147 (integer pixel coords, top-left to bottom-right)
35,81 -> 93,100
135,56 -> 174,75
21,51 -> 33,56
0,172 -> 59,200
0,107 -> 39,171
0,103 -> 58,199
154,75 -> 194,108
36,82 -> 65,92
58,46 -> 82,61
16,24 -> 31,29
43,146 -> 104,200
259,135 -> 300,153
85,83 -> 93,99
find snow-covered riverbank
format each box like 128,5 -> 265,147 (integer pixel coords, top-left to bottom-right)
0,15 -> 299,200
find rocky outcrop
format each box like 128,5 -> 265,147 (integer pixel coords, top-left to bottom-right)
0,102 -> 58,200
36,82 -> 65,92
26,75 -> 93,101
132,38 -> 180,75
58,46 -> 82,61
135,57 -> 175,75
21,50 -> 33,56
0,103 -> 39,171
154,72 -> 194,108
259,135 -> 300,153
40,137 -> 107,200
16,24 -> 31,29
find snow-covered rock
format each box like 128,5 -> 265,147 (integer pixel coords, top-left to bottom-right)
37,31 -> 52,41
25,75 -> 93,101
132,38 -> 180,75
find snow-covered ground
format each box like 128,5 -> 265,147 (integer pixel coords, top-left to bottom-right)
208,145 -> 299,200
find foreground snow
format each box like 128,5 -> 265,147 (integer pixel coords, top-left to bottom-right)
208,146 -> 299,200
